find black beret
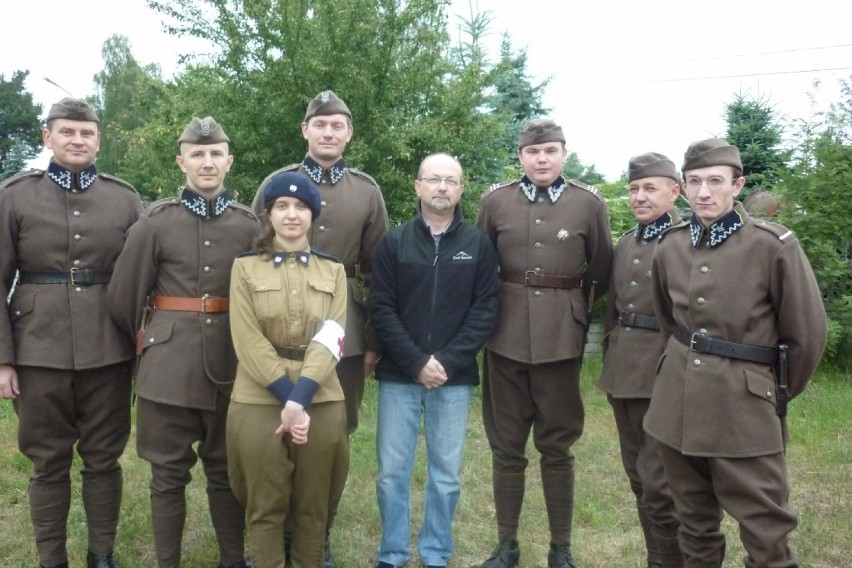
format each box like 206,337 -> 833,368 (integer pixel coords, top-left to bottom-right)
262,172 -> 322,220
518,118 -> 566,149
628,152 -> 678,182
682,138 -> 742,171
178,116 -> 230,145
304,90 -> 351,122
46,97 -> 99,124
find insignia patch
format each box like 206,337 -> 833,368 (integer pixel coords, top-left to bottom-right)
289,184 -> 297,192
200,120 -> 211,136
320,91 -> 331,103
557,229 -> 569,241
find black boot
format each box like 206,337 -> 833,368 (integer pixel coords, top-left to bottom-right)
219,558 -> 253,568
87,551 -> 119,568
324,539 -> 336,568
547,544 -> 576,568
481,540 -> 520,568
40,563 -> 68,568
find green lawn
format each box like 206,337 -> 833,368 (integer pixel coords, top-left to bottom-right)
0,358 -> 848,567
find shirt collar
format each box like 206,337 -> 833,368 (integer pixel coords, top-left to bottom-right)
271,248 -> 311,268
302,155 -> 347,185
636,211 -> 674,241
519,175 -> 566,203
690,204 -> 746,248
47,160 -> 98,192
180,186 -> 232,218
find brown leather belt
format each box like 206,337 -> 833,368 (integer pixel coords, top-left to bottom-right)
274,345 -> 307,361
152,295 -> 230,313
19,269 -> 111,286
344,265 -> 357,278
673,324 -> 777,364
617,311 -> 659,331
501,270 -> 582,290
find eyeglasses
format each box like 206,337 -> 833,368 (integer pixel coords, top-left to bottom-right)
418,177 -> 461,188
685,176 -> 737,190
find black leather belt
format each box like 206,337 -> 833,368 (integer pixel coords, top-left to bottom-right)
673,325 -> 777,364
617,311 -> 658,331
19,269 -> 111,286
274,345 -> 307,361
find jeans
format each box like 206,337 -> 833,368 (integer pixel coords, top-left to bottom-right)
376,381 -> 474,567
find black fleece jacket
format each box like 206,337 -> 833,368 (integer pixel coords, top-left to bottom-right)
369,203 -> 499,385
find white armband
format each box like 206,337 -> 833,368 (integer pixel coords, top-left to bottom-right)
312,320 -> 345,361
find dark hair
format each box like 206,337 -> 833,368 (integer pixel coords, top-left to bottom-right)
252,207 -> 277,257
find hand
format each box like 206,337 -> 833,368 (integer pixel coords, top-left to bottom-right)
0,364 -> 19,400
363,350 -> 379,376
274,401 -> 310,444
416,355 -> 447,389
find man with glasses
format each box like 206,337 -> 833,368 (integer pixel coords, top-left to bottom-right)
370,153 -> 499,568
476,119 -> 613,568
598,152 -> 684,568
645,138 -> 827,567
251,90 -> 389,566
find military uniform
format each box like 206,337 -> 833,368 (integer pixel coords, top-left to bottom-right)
107,185 -> 260,567
646,202 -> 827,567
227,243 -> 348,568
475,174 -> 612,549
252,156 -> 388,432
0,159 -> 142,566
599,209 -> 682,568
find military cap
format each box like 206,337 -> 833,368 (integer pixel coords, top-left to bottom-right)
682,138 -> 742,172
628,151 -> 678,182
304,90 -> 351,122
178,116 -> 230,145
46,97 -> 99,124
262,171 -> 322,220
518,118 -> 566,149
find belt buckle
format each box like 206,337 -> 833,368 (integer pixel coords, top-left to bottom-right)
524,270 -> 538,286
689,332 -> 706,351
70,267 -> 79,286
618,312 -> 631,326
200,295 -> 210,313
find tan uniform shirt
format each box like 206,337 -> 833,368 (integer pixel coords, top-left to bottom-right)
599,209 -> 681,398
0,164 -> 142,369
107,189 -> 261,411
645,203 -> 827,457
252,159 -> 389,356
229,247 -> 347,405
476,177 -> 613,364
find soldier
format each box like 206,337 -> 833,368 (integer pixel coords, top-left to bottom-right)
107,117 -> 260,568
0,97 -> 143,568
646,138 -> 827,567
251,89 -> 389,565
598,152 -> 684,568
475,119 -> 613,568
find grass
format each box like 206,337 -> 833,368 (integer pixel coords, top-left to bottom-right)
0,357 -> 849,567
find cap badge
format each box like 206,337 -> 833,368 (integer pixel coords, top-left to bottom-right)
200,120 -> 211,136
320,91 -> 331,102
289,184 -> 298,192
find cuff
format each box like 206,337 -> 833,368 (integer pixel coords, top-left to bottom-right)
266,375 -> 293,403
289,376 -> 320,407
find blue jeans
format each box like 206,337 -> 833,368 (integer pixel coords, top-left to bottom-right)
376,381 -> 474,567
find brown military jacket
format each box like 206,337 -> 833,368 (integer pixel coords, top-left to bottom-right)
251,157 -> 389,356
0,163 -> 143,369
645,203 -> 827,457
229,246 -> 347,406
599,209 -> 681,398
476,177 -> 613,364
107,189 -> 261,411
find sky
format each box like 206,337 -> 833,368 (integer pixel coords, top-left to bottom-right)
2,0 -> 851,181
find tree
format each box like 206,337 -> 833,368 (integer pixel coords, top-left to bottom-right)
0,70 -> 43,180
562,151 -> 606,185
724,92 -> 790,199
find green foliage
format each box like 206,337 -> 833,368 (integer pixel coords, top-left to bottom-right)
724,91 -> 790,199
776,77 -> 852,368
563,151 -> 606,186
0,70 -> 43,180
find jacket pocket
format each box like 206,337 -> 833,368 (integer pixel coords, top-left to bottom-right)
250,277 -> 283,319
570,299 -> 588,327
744,368 -> 777,409
9,291 -> 35,322
140,321 -> 175,354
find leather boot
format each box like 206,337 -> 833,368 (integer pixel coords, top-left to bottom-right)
82,469 -> 123,556
29,480 -> 71,567
150,491 -> 186,567
481,540 -> 520,568
652,528 -> 685,568
208,488 -> 247,567
637,501 -> 661,567
491,471 -> 525,542
87,551 -> 119,568
547,543 -> 576,568
541,467 -> 574,545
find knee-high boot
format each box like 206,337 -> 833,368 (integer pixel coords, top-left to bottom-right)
208,488 -> 246,566
652,528 -> 685,568
637,501 -> 661,566
492,471 -> 525,542
82,469 -> 122,556
151,491 -> 186,568
541,467 -> 574,546
29,480 -> 71,566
